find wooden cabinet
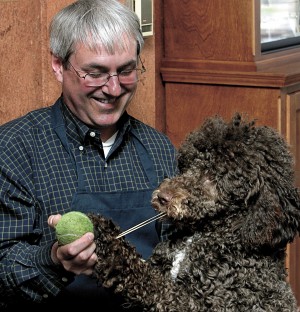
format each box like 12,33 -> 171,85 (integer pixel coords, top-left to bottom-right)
286,89 -> 300,299
161,0 -> 300,304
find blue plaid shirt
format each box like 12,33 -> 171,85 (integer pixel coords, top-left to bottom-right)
0,97 -> 177,306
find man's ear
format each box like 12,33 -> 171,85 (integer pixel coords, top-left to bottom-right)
51,53 -> 63,83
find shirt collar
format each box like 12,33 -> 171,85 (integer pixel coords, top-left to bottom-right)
60,99 -> 132,145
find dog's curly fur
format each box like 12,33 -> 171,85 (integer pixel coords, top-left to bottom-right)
89,113 -> 300,311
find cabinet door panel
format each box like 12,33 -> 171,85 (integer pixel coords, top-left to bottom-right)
286,91 -> 300,305
165,84 -> 280,147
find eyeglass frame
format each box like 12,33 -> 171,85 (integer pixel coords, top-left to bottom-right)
65,55 -> 146,87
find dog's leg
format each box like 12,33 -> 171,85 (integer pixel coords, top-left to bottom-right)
89,214 -> 197,312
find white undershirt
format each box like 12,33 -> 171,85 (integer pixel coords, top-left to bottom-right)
102,131 -> 118,157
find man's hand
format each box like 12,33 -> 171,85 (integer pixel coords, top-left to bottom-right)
48,214 -> 97,275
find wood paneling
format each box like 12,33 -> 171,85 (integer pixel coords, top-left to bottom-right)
165,84 -> 280,147
0,0 -> 44,122
163,0 -> 254,62
127,36 -> 156,127
286,91 -> 300,303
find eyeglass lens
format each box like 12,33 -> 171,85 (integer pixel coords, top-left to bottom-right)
84,70 -> 143,87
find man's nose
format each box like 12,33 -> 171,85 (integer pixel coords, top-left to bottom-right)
102,74 -> 122,96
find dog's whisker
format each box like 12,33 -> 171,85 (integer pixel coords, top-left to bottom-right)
116,212 -> 166,239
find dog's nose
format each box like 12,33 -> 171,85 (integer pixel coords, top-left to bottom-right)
157,192 -> 171,206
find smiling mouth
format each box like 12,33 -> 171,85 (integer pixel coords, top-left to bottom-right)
92,97 -> 117,104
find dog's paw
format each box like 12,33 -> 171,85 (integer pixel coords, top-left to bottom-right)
88,213 -> 122,238
87,213 -> 123,262
88,213 -> 143,289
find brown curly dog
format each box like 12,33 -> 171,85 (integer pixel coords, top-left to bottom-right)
89,113 -> 300,311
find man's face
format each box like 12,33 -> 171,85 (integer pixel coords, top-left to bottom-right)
52,40 -> 139,141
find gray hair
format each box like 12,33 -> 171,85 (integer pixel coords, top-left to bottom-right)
49,0 -> 144,62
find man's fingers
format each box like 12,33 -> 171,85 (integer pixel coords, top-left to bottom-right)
48,214 -> 62,228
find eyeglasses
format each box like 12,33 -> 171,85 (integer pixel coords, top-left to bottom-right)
66,57 -> 146,87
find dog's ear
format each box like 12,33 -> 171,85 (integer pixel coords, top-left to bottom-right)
240,185 -> 300,249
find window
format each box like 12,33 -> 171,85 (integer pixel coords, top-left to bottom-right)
261,0 -> 300,53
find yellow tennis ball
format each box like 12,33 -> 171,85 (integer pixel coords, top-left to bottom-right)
55,211 -> 94,246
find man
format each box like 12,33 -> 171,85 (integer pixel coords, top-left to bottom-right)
0,0 -> 177,310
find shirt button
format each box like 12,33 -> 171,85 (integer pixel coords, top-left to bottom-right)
42,294 -> 49,299
79,146 -> 84,151
90,131 -> 96,137
61,277 -> 68,283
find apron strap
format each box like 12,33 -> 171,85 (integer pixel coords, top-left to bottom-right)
51,100 -> 72,156
131,132 -> 158,188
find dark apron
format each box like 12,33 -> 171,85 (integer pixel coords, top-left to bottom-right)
51,103 -> 159,310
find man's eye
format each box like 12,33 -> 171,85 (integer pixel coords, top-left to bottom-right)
88,73 -> 105,79
119,69 -> 134,77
